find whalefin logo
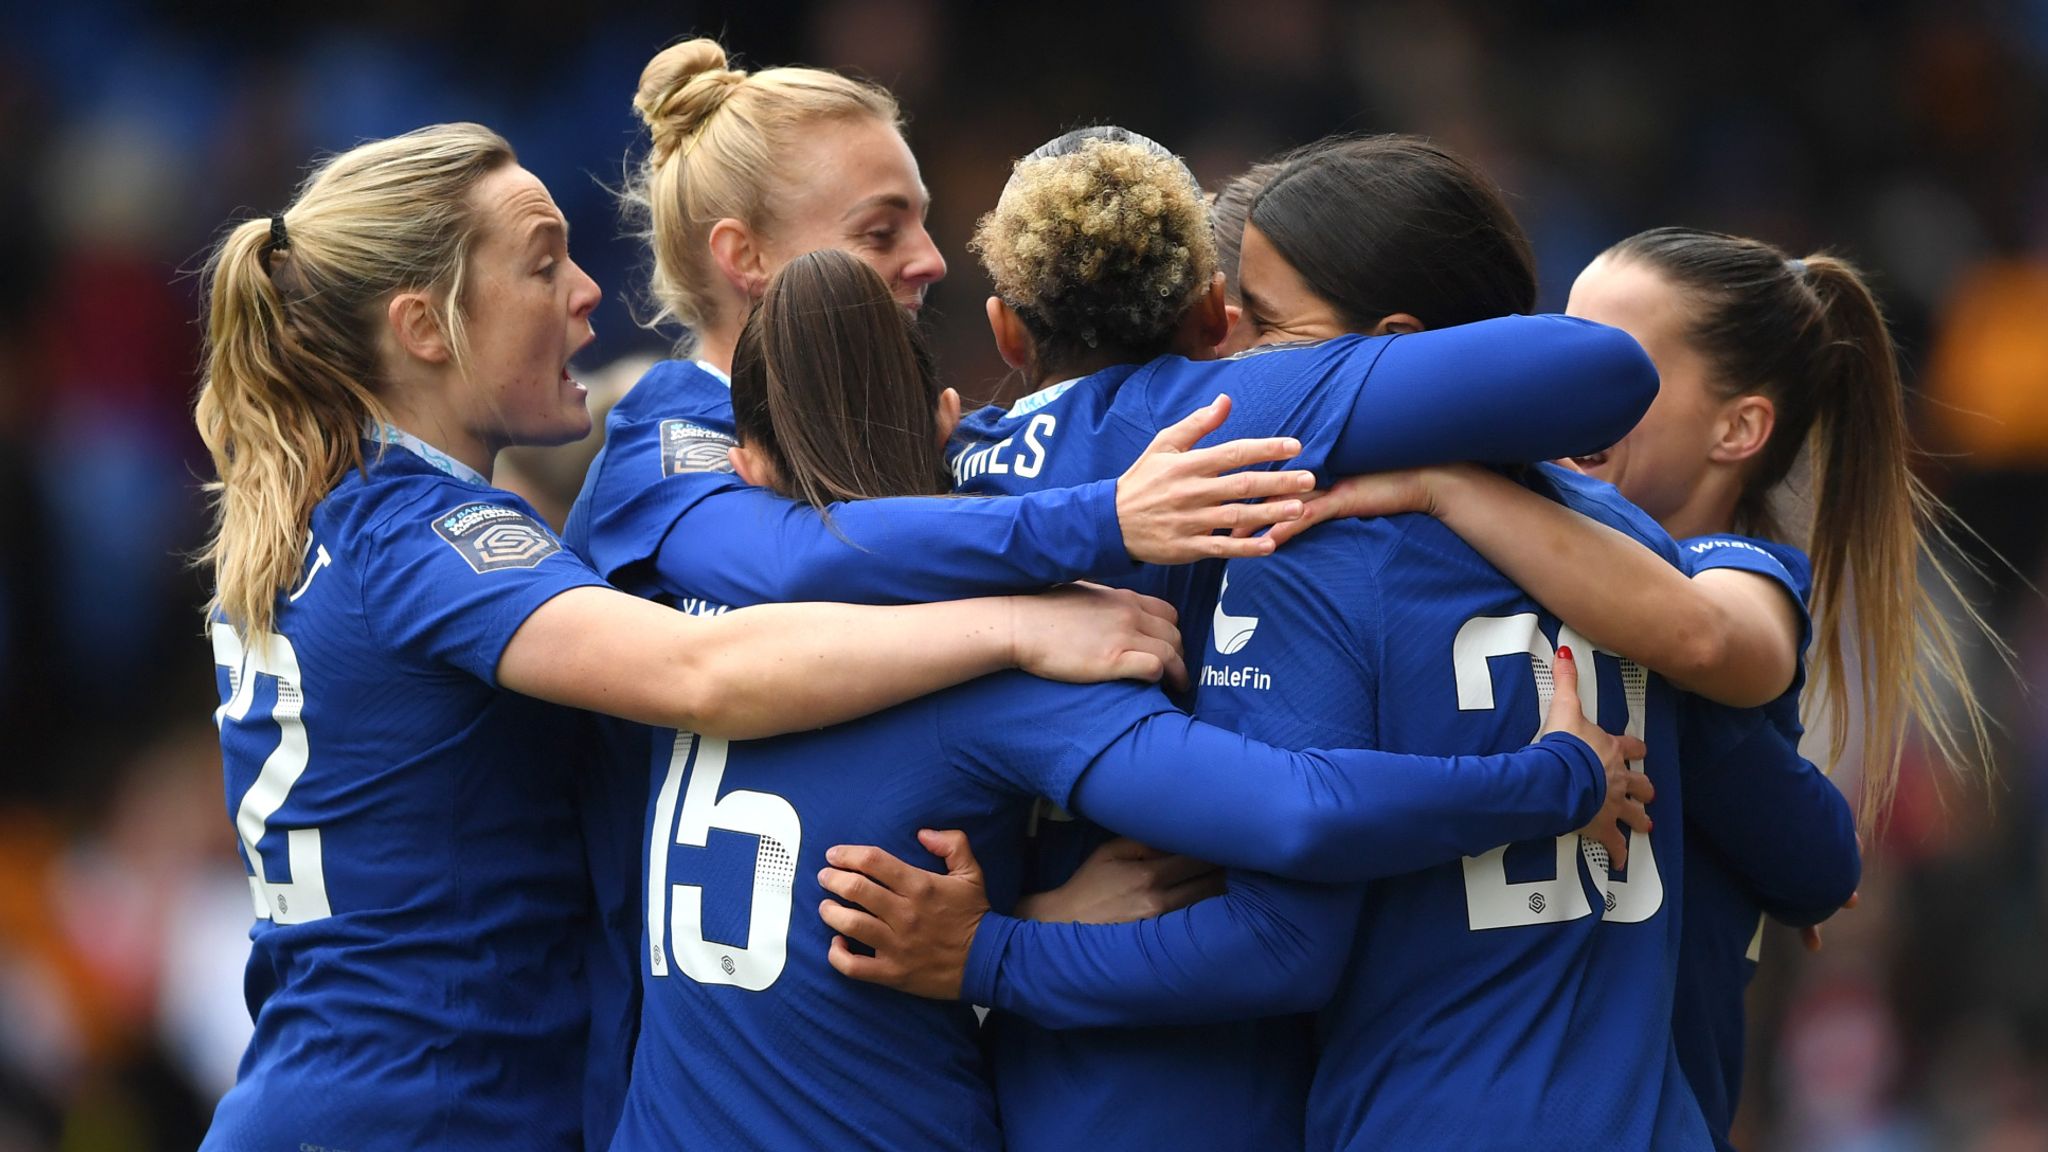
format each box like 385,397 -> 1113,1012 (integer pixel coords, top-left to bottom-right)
1211,572 -> 1259,654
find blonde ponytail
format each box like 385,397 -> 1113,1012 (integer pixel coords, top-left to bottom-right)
195,122 -> 515,638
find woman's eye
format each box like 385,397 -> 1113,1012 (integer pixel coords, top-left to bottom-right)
864,229 -> 897,246
537,260 -> 558,281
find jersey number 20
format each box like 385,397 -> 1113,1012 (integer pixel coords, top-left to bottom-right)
1452,614 -> 1662,930
647,733 -> 802,991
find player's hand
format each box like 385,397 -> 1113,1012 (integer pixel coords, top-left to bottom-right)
1008,583 -> 1187,691
1540,645 -> 1652,870
1115,394 -> 1315,563
1254,467 -> 1443,547
819,830 -> 989,1001
1014,836 -> 1223,924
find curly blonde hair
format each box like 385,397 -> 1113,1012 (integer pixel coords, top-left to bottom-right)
971,131 -> 1215,372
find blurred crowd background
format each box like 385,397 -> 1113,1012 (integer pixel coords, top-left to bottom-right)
1,1 -> 2044,1149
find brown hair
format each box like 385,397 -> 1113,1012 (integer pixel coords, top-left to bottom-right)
1209,159 -> 1286,303
971,127 -> 1216,378
1249,134 -> 1537,328
1607,227 -> 2000,830
623,37 -> 901,349
730,249 -> 947,510
196,122 -> 515,638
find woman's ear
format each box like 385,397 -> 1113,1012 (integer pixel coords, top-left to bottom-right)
728,443 -> 776,489
934,386 -> 963,446
708,218 -> 769,300
985,295 -> 1035,371
1710,394 -> 1776,464
1172,271 -> 1230,360
1369,312 -> 1425,336
386,290 -> 453,366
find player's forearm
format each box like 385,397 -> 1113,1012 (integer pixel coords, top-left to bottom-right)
671,599 -> 1020,739
1069,714 -> 1604,883
652,480 -> 1133,607
1428,466 -> 1787,707
1328,315 -> 1658,473
1687,721 -> 1861,924
966,874 -> 1350,1028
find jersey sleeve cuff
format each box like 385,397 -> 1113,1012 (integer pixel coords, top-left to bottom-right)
1078,478 -> 1141,577
1535,730 -> 1606,827
961,910 -> 1023,1007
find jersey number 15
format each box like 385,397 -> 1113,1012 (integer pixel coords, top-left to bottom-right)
647,733 -> 802,991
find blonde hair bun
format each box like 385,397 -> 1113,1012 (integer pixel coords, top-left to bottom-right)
635,38 -> 748,162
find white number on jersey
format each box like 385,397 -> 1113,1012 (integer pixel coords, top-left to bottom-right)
647,733 -> 802,991
1451,613 -> 1662,930
211,622 -> 332,925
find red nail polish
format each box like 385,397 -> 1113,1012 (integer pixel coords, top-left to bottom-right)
1558,645 -> 1574,661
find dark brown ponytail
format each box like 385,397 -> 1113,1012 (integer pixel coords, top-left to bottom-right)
730,249 -> 948,510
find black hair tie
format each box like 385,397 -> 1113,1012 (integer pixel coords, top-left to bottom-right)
260,214 -> 292,275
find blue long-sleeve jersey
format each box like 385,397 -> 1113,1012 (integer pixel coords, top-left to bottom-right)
1673,535 -> 1860,1150
562,358 -> 1147,1143
947,319 -> 1659,1149
968,467 -> 1710,1150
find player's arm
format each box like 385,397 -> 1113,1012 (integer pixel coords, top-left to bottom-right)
1266,464 -> 1802,708
498,582 -> 1184,741
1064,650 -> 1647,883
1684,708 -> 1862,926
637,397 -> 1312,607
821,832 -> 1356,1022
1247,314 -> 1656,473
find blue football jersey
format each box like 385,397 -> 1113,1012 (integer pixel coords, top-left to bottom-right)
611,671 -> 1183,1151
1673,535 -> 1858,1151
950,318 -> 1660,1149
561,354 -> 1192,1143
201,443 -> 607,1152
1192,465 -> 1706,1152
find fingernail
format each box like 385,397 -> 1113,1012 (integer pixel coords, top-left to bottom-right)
1558,645 -> 1574,661
817,868 -> 833,884
1282,439 -> 1301,453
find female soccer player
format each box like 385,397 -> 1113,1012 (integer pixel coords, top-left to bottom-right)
1262,227 -> 1996,1149
826,134 -> 1726,1151
191,122 -> 1197,1152
610,248 -> 1646,1152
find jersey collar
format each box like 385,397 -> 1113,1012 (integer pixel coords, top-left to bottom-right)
693,359 -> 732,387
364,421 -> 490,487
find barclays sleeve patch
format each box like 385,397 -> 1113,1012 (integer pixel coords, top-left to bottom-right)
659,419 -> 738,476
431,502 -> 563,573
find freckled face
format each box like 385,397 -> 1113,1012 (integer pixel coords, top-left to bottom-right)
457,164 -> 602,450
